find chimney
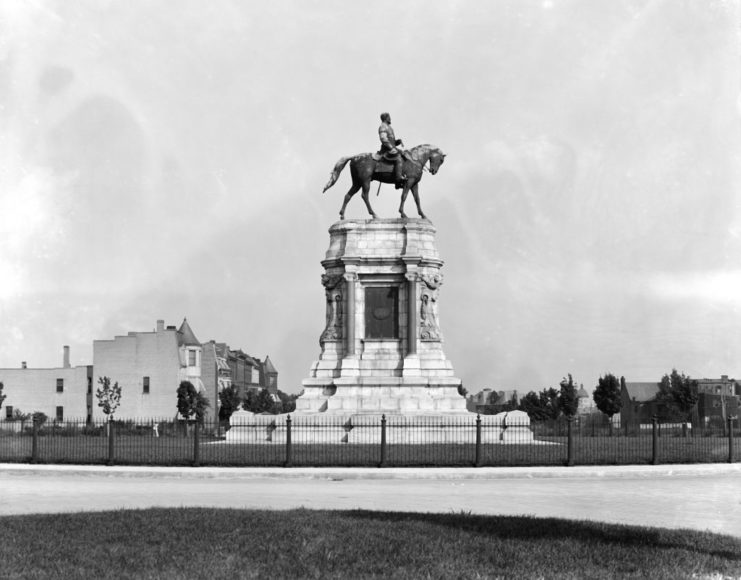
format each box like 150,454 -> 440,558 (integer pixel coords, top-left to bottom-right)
63,345 -> 70,368
157,319 -> 165,332
21,361 -> 27,369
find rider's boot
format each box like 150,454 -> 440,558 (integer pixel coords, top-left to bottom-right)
394,158 -> 405,189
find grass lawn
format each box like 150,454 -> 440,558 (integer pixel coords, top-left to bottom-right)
0,508 -> 739,579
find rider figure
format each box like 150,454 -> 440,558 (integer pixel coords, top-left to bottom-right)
378,112 -> 405,189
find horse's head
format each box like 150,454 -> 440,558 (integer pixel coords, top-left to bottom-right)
428,148 -> 446,175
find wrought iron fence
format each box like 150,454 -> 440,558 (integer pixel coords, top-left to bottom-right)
0,415 -> 738,468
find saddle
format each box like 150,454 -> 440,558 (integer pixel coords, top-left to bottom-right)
372,150 -> 410,172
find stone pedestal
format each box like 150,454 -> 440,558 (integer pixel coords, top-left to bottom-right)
297,218 -> 467,415
224,218 -> 535,445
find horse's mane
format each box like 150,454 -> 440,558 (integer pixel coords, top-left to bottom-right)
408,144 -> 443,161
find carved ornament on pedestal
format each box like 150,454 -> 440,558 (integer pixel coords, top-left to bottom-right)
320,273 -> 344,344
420,272 -> 443,341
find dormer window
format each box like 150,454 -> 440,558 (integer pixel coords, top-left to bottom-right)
188,349 -> 198,367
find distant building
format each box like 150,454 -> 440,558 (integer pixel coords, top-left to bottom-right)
576,384 -> 596,415
93,319 -> 206,421
695,375 -> 739,397
695,376 -> 740,426
0,318 -> 278,424
201,342 -> 278,409
0,347 -> 93,422
621,377 -> 740,427
620,381 -> 661,426
466,389 -> 520,414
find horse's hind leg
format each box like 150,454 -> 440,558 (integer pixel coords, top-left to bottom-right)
339,182 -> 361,220
360,181 -> 378,219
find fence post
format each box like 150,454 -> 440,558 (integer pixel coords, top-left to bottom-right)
193,420 -> 200,467
651,415 -> 659,465
31,416 -> 39,463
107,419 -> 115,466
474,414 -> 482,467
729,416 -> 736,464
566,416 -> 574,467
285,414 -> 292,467
379,414 -> 387,467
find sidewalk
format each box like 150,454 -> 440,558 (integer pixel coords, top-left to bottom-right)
2,463 -> 740,537
3,461 -> 741,479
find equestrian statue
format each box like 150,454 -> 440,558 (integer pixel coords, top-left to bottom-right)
322,112 -> 446,220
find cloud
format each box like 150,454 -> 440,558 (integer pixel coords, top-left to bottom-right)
649,270 -> 741,307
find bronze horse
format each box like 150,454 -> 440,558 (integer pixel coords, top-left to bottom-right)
322,144 -> 446,220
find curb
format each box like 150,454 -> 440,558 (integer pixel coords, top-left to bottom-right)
2,462 -> 740,481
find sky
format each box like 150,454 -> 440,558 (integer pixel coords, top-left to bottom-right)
1,0 -> 740,395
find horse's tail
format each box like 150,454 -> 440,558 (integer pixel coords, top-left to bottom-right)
322,156 -> 352,193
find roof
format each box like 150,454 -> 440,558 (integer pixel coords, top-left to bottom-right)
177,318 -> 201,347
624,382 -> 660,402
576,386 -> 590,398
263,356 -> 277,374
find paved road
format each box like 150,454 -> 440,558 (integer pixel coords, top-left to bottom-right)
2,463 -> 740,538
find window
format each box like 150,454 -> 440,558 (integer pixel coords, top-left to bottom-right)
87,377 -> 92,394
5,406 -> 12,420
56,406 -> 64,422
188,350 -> 197,367
143,376 -> 150,394
56,378 -> 64,392
365,286 -> 399,339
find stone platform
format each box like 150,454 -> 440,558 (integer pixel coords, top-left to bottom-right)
225,409 -> 535,444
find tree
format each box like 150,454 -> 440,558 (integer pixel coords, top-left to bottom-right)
558,374 -> 579,418
218,384 -> 241,422
12,409 -> 32,430
96,376 -> 122,420
593,373 -> 623,432
32,412 -> 48,428
243,388 -> 278,414
177,381 -> 210,422
457,384 -> 468,398
519,388 -> 560,421
276,390 -> 298,413
0,382 -> 6,413
657,369 -> 699,424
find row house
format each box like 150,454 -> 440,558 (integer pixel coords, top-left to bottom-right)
0,347 -> 92,422
1,318 -> 279,424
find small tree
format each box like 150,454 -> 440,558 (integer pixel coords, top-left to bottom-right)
32,412 -> 48,428
218,384 -> 241,422
558,374 -> 579,418
519,388 -> 560,421
177,381 -> 210,423
12,409 -> 32,430
0,382 -> 6,413
276,390 -> 298,413
657,369 -> 699,429
96,376 -> 122,420
593,373 -> 623,435
243,388 -> 278,414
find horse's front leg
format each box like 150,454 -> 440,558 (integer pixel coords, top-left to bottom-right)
360,181 -> 378,219
411,183 -> 426,220
398,184 -> 410,219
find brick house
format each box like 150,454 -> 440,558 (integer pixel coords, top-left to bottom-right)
93,319 -> 206,421
0,347 -> 92,423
